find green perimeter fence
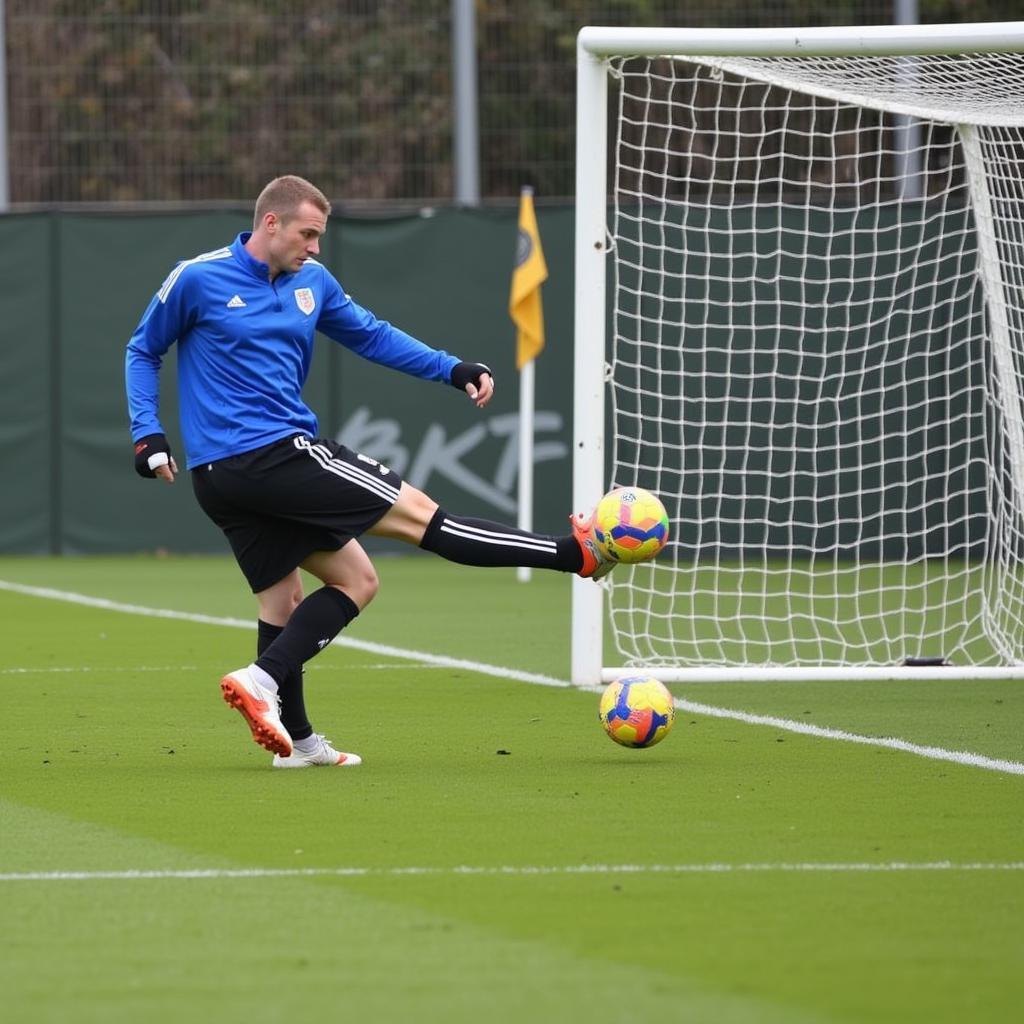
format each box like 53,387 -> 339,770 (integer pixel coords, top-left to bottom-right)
0,206 -> 577,554
0,204 -> 993,559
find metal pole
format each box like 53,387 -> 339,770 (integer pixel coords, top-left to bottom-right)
893,0 -> 922,202
894,0 -> 919,25
516,357 -> 534,583
451,0 -> 480,206
0,0 -> 10,210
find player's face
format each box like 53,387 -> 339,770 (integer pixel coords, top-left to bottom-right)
267,201 -> 327,276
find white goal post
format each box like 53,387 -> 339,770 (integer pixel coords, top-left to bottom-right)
572,22 -> 1024,684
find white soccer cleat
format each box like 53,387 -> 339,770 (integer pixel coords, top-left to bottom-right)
220,667 -> 292,757
272,734 -> 362,769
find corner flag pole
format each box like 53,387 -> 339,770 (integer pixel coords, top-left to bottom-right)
517,357 -> 536,583
509,186 -> 548,582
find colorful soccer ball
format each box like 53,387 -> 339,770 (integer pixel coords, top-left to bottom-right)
599,676 -> 675,748
592,487 -> 669,564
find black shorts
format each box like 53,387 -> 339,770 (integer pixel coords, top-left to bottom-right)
191,434 -> 403,593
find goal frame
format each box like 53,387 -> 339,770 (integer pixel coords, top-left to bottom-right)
571,21 -> 1024,685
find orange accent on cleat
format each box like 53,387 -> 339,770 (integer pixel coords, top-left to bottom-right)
570,511 -> 616,580
220,671 -> 292,757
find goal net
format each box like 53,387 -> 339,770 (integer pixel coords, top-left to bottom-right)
572,24 -> 1024,682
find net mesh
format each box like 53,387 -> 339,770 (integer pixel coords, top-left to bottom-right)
605,51 -> 1024,669
706,53 -> 1024,124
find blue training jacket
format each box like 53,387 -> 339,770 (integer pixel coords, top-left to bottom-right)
126,232 -> 460,469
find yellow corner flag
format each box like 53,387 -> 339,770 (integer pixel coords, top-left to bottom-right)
509,186 -> 548,370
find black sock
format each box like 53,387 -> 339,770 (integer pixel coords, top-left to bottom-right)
420,508 -> 582,571
257,619 -> 313,742
256,587 -> 359,698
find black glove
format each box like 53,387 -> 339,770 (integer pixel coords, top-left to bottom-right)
450,361 -> 493,393
134,433 -> 172,478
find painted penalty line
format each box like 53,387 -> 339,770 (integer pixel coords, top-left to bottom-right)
2,578 -> 1023,778
2,861 -> 1024,884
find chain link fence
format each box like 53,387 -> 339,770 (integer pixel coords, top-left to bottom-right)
4,0 -> 1013,206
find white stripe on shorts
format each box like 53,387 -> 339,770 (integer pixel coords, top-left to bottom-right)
306,441 -> 402,502
293,437 -> 401,505
439,518 -> 557,553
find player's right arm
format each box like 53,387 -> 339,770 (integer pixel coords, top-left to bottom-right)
124,265 -> 198,482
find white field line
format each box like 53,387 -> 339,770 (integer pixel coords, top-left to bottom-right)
666,697 -> 1024,776
310,663 -> 449,671
2,665 -> 198,674
2,578 -> 1023,777
0,579 -> 569,686
2,861 -> 1024,884
3,663 -> 432,675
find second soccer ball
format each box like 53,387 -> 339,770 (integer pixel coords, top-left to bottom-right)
599,676 -> 676,748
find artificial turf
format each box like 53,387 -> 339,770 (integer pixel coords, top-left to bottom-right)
1,555 -> 1022,1022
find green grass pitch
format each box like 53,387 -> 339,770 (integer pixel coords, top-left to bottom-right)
1,554 -> 1022,1023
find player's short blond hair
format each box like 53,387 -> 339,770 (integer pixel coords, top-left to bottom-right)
253,175 -> 331,229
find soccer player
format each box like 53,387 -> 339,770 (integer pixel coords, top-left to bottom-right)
126,174 -> 613,769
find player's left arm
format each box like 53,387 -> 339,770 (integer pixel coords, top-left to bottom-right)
316,271 -> 494,407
